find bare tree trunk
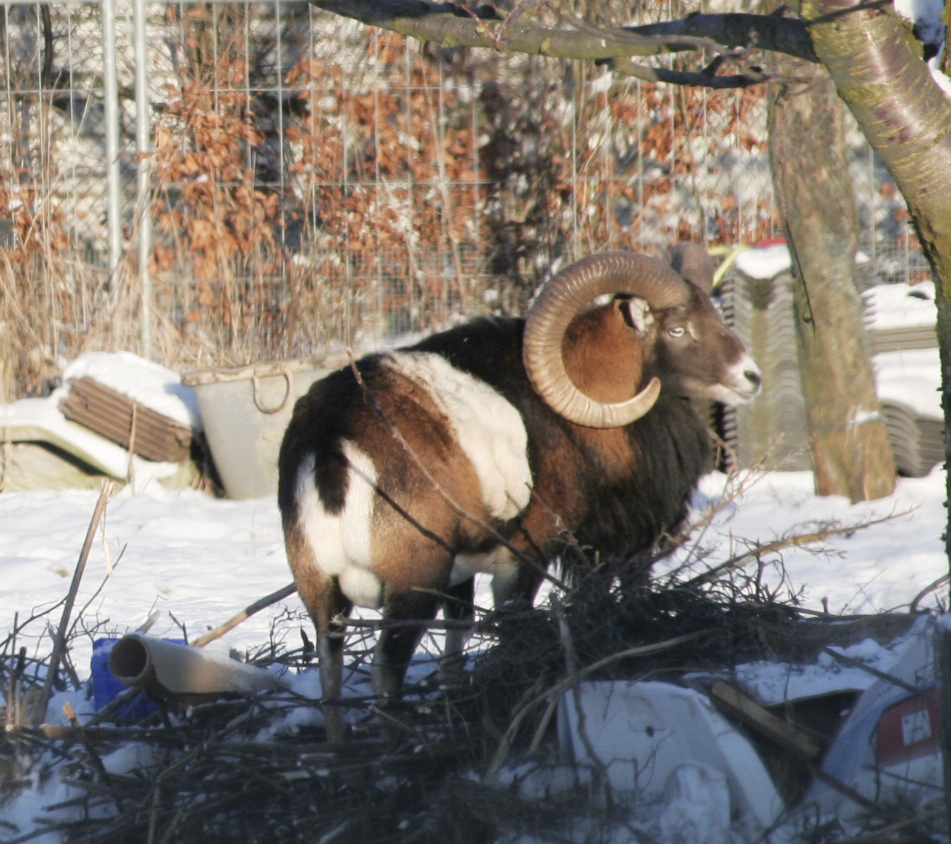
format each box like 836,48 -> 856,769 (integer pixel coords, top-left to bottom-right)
768,68 -> 896,502
800,0 -> 951,576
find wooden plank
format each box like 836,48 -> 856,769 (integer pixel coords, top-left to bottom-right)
709,679 -> 822,760
59,377 -> 192,463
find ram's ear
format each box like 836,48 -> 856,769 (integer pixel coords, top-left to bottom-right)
619,296 -> 653,336
668,242 -> 716,294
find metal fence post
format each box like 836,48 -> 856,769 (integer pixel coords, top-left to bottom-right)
134,0 -> 152,355
101,0 -> 122,292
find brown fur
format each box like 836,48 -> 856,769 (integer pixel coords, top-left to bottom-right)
354,367 -> 488,592
562,303 -> 644,404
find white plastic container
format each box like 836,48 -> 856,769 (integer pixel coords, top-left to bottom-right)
182,354 -> 351,499
557,680 -> 785,838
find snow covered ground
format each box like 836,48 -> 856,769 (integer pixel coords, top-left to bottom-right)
1,466 -> 948,840
1,464 -> 946,674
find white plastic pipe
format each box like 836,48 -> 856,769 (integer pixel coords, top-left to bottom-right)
108,633 -> 286,702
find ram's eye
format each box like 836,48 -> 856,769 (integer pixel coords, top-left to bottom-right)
668,326 -> 686,338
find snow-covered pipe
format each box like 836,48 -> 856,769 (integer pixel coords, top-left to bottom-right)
108,633 -> 285,702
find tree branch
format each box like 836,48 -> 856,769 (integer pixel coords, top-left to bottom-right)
310,0 -> 819,64
611,54 -> 807,88
627,10 -> 818,63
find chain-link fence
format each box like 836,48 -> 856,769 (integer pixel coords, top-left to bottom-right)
0,0 -> 925,397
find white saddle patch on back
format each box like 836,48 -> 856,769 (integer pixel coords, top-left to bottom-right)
295,443 -> 383,609
386,351 -> 533,520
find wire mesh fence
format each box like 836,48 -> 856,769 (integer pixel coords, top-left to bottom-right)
0,0 -> 926,398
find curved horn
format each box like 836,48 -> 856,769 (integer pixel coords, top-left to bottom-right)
523,251 -> 690,429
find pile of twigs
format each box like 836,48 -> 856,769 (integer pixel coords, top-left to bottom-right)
1,559 -> 827,844
3,526 -> 939,844
2,644 -> 482,843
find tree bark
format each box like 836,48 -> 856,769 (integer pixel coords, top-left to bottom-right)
768,67 -> 896,501
798,0 -> 951,563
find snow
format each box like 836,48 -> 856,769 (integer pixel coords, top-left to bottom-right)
0,392 -> 182,482
733,633 -> 912,704
863,280 -> 936,329
735,244 -> 944,423
930,55 -> 951,98
0,351 -> 201,484
657,764 -> 731,844
666,468 -> 948,616
1,465 -> 949,838
733,242 -> 791,280
894,0 -> 946,54
875,348 -> 942,417
894,0 -> 951,104
1,467 -> 944,675
864,278 -> 943,419
0,486 -> 291,661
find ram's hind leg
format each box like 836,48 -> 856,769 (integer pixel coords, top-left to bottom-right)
372,588 -> 441,729
297,568 -> 353,743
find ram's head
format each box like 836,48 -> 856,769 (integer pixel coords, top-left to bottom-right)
523,245 -> 761,428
